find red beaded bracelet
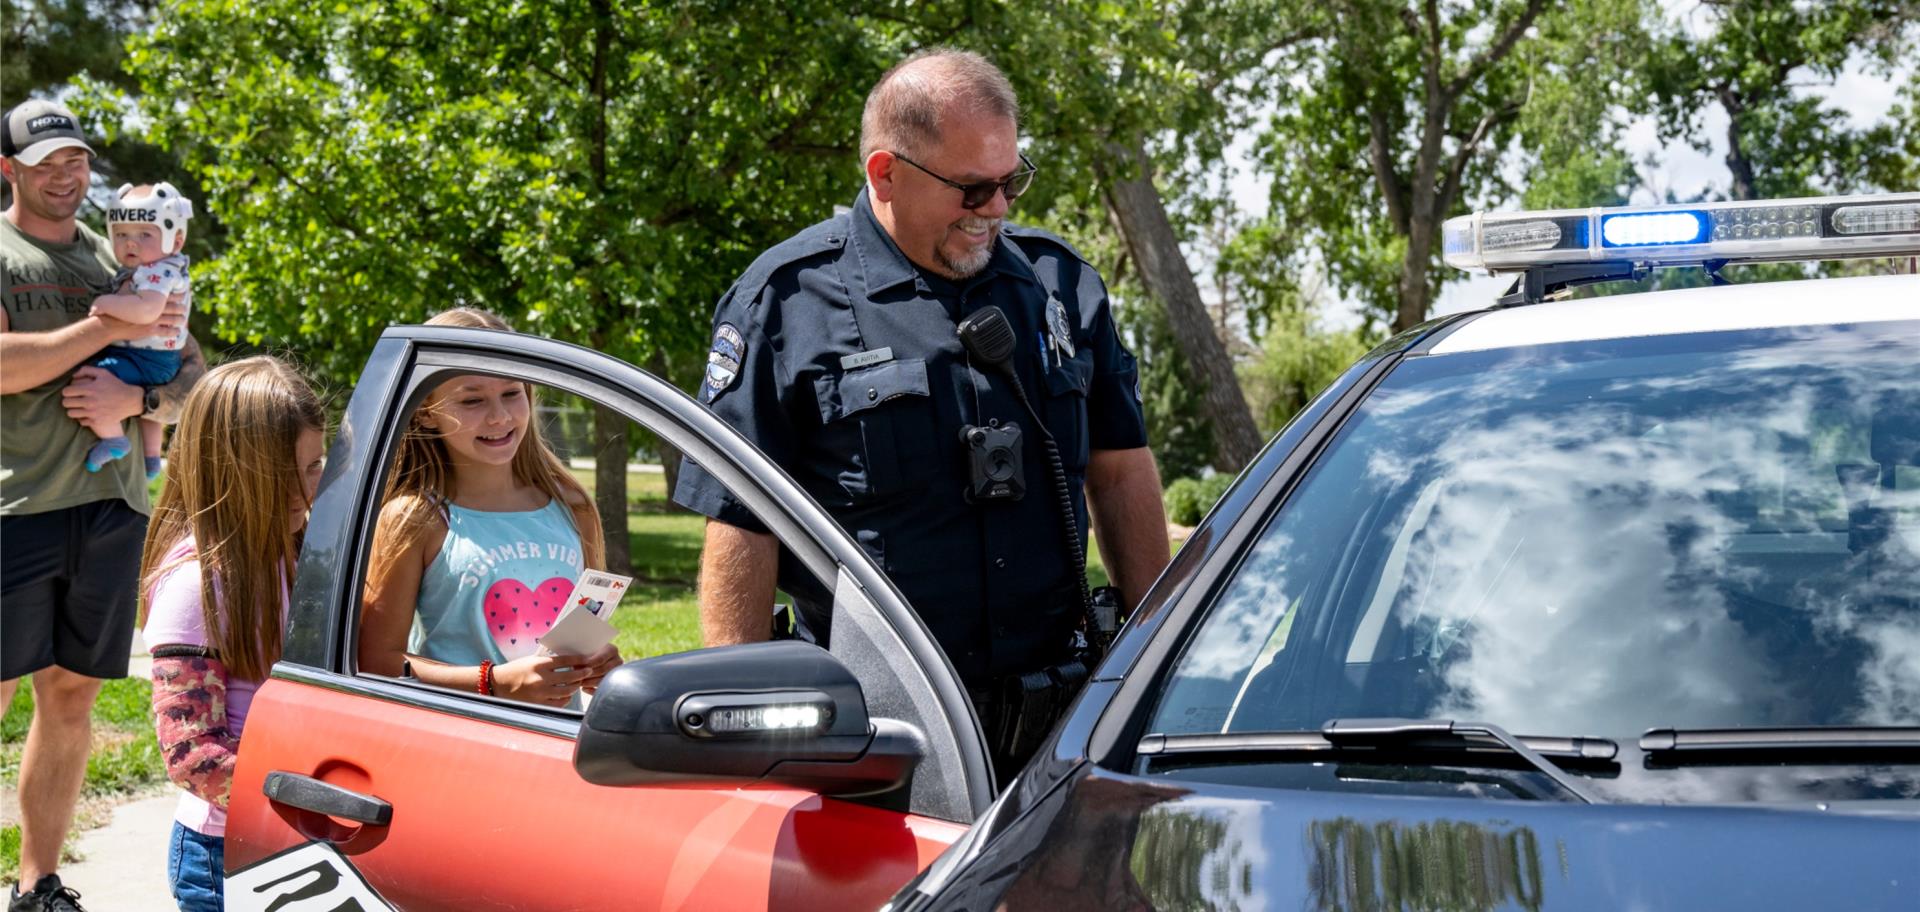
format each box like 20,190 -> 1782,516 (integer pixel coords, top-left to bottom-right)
477,660 -> 494,696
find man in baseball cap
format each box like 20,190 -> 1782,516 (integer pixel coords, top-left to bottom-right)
0,99 -> 98,166
2,96 -> 204,912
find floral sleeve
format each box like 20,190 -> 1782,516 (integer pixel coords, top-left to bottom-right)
149,651 -> 240,808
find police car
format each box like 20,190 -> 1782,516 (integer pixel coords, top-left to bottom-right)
223,194 -> 1917,910
887,192 -> 1920,910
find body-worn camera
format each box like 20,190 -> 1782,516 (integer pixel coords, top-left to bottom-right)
961,421 -> 1024,502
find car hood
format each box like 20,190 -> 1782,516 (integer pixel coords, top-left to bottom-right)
920,765 -> 1920,912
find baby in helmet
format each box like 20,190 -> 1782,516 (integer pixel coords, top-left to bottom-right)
83,181 -> 195,477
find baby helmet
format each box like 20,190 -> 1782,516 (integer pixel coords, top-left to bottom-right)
107,181 -> 195,253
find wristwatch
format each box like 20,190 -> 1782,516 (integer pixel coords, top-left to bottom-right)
140,385 -> 161,417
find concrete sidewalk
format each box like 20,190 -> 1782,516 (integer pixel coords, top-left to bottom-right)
65,631 -> 172,909
42,632 -> 174,910
58,793 -> 176,911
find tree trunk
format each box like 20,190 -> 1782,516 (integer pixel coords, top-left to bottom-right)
1100,140 -> 1264,473
1395,215 -> 1438,333
645,348 -> 684,509
592,399 -> 632,575
1718,89 -> 1757,201
584,2 -> 630,573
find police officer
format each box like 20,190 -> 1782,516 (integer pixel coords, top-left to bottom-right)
672,49 -> 1170,772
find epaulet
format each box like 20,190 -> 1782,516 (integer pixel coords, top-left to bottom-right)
1001,222 -> 1092,265
731,211 -> 853,305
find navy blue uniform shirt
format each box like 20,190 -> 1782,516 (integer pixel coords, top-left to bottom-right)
673,189 -> 1147,685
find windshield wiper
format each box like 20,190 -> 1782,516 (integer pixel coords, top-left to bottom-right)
1640,726 -> 1920,765
1320,719 -> 1603,804
1136,718 -> 1615,804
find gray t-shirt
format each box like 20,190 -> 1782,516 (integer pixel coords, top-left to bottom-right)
1,216 -> 149,516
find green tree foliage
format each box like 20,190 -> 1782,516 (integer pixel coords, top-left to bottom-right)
1252,0 -> 1648,331
1643,0 -> 1920,201
2,0 -> 142,109
122,0 -> 893,383
1866,71 -> 1920,192
1126,301 -> 1216,483
957,0 -> 1329,472
1162,471 -> 1234,526
123,0 -> 908,565
1238,309 -> 1374,435
120,1 -> 1305,482
3,0 -> 217,265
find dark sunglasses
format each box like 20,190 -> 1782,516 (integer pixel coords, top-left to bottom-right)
892,152 -> 1037,209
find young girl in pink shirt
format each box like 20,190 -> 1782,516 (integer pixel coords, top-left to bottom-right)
140,357 -> 326,911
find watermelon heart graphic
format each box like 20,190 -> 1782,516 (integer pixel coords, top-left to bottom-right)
484,576 -> 573,660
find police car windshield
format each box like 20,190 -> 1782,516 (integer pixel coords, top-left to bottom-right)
1150,319 -> 1920,802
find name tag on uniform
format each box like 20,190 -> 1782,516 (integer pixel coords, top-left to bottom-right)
839,347 -> 894,370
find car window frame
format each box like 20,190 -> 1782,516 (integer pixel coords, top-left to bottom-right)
282,326 -> 995,821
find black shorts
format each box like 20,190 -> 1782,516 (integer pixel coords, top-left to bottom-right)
1,499 -> 147,680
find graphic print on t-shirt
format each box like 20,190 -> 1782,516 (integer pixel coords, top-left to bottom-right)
484,576 -> 573,659
413,503 -> 588,668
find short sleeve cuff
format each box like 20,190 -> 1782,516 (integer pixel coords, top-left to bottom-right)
1088,368 -> 1149,451
671,458 -> 771,535
141,564 -> 210,648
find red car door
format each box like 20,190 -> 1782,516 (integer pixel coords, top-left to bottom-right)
225,330 -> 994,910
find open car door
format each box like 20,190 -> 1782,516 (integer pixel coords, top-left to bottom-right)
224,327 -> 994,911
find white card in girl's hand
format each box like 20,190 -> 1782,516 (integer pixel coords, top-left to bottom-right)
536,570 -> 634,657
565,570 -> 633,622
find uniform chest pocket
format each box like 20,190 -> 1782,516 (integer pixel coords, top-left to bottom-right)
812,359 -> 938,500
1042,350 -> 1093,473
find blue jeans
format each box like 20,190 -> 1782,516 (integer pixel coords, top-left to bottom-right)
167,823 -> 224,912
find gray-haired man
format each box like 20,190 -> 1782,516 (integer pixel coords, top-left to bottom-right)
673,50 -> 1170,776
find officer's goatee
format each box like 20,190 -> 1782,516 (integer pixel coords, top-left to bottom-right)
937,216 -> 1002,279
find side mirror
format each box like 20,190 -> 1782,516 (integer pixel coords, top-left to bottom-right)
573,641 -> 922,797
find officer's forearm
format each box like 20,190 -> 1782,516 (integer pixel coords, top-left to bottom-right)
697,520 -> 779,646
148,334 -> 206,425
1085,447 -> 1170,613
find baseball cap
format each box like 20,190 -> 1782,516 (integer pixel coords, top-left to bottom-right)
1,99 -> 96,166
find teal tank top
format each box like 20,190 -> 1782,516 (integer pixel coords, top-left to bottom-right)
411,498 -> 587,665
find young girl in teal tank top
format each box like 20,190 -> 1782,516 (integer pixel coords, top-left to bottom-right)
359,309 -> 622,706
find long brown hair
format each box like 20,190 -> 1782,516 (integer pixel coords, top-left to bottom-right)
366,308 -> 604,594
140,356 -> 325,682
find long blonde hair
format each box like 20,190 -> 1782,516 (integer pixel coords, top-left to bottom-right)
140,356 -> 325,682
367,308 -> 604,593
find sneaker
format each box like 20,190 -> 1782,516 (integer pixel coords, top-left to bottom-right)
8,874 -> 86,912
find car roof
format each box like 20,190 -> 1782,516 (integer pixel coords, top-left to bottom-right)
1428,273 -> 1920,354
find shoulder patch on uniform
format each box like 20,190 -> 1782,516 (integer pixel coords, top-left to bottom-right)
702,323 -> 745,403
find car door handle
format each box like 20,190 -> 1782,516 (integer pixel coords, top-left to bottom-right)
262,771 -> 393,826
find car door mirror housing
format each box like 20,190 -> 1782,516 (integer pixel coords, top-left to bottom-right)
575,641 -> 922,797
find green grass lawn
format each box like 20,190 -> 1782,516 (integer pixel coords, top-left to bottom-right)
1,677 -> 168,880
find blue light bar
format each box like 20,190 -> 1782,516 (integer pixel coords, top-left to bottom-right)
1444,193 -> 1920,273
1600,211 -> 1708,247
